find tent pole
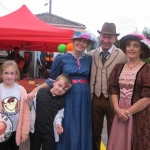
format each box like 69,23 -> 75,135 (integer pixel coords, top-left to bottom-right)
49,0 -> 52,14
34,51 -> 38,77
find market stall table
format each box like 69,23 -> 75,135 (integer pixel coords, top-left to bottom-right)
18,79 -> 45,93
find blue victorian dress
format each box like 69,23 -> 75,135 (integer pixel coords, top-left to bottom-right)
46,53 -> 92,150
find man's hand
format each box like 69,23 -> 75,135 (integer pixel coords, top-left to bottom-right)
56,124 -> 63,135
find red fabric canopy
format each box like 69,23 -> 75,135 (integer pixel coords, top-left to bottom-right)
0,5 -> 74,52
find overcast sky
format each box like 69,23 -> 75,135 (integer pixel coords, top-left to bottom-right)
0,0 -> 150,39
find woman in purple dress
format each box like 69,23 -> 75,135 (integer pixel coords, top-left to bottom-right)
107,33 -> 150,150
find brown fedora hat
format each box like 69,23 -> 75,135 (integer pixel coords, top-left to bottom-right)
97,22 -> 120,36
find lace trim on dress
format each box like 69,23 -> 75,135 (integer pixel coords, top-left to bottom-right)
119,71 -> 137,85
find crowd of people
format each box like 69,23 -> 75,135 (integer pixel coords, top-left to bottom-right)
6,47 -> 53,80
0,22 -> 150,150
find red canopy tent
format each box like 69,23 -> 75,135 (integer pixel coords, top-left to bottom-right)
0,5 -> 74,52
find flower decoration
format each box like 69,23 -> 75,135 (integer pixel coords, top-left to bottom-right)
131,33 -> 150,49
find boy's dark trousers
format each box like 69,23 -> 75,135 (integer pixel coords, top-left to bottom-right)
30,131 -> 55,150
0,132 -> 19,150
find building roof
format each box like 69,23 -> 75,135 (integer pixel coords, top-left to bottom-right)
36,13 -> 86,30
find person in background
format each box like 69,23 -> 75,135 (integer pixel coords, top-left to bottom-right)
7,47 -> 25,79
28,32 -> 94,150
0,60 -> 30,150
45,52 -> 54,70
88,22 -> 127,150
18,60 -> 25,80
37,51 -> 53,78
23,52 -> 30,78
29,74 -> 72,150
7,47 -> 24,64
107,33 -> 150,150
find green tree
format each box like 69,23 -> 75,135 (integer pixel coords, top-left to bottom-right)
114,39 -> 120,48
142,27 -> 150,39
141,27 -> 150,63
143,57 -> 150,63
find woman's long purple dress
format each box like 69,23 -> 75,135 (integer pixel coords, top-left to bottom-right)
107,71 -> 137,150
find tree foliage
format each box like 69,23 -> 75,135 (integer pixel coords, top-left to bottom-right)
142,27 -> 150,39
114,39 -> 120,48
143,57 -> 150,63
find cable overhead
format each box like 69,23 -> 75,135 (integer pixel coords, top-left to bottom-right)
0,2 -> 11,12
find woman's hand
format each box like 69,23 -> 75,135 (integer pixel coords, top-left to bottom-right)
116,108 -> 129,122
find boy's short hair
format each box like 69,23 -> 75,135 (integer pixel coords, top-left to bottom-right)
55,74 -> 72,89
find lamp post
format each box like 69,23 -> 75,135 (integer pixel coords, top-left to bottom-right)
44,0 -> 52,14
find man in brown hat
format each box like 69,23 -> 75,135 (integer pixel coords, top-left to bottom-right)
88,22 -> 127,150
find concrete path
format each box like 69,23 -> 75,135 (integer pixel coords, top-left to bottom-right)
20,137 -> 30,150
102,117 -> 108,147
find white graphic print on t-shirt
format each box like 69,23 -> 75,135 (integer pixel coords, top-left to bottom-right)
1,83 -> 21,131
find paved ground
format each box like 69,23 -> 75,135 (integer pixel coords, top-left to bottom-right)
20,117 -> 108,150
20,137 -> 30,150
101,117 -> 108,147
